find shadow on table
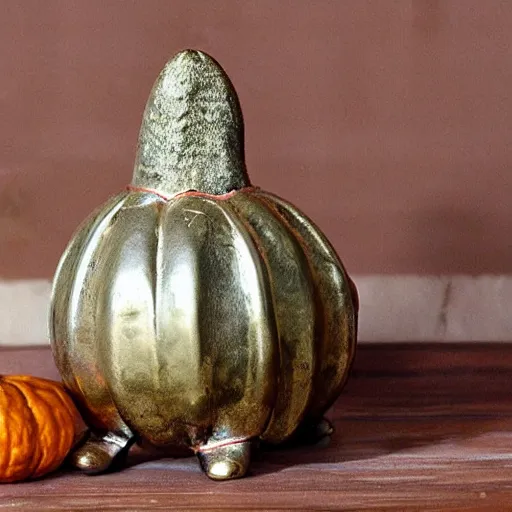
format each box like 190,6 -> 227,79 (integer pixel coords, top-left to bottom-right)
119,343 -> 512,478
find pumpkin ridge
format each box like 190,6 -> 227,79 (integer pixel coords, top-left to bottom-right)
0,381 -> 15,478
63,193 -> 133,433
26,388 -> 57,478
254,191 -> 357,417
50,192 -> 129,402
255,192 -> 352,282
252,194 -> 331,417
52,386 -> 78,427
95,193 -> 161,441
42,390 -> 75,476
116,195 -> 213,443
8,379 -> 49,478
153,196 -> 164,404
221,198 -> 280,437
198,198 -> 277,440
239,192 -> 320,438
0,379 -> 38,481
28,382 -> 75,475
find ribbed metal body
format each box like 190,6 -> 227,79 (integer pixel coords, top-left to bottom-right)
50,187 -> 357,449
49,49 -> 358,480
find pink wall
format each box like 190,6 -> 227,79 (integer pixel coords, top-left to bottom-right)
1,1 -> 511,278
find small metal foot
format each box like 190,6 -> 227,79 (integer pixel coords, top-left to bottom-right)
292,417 -> 334,446
196,440 -> 251,481
71,431 -> 135,475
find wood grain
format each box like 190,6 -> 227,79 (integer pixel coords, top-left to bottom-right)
0,343 -> 510,510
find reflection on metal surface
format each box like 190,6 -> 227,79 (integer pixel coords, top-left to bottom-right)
50,49 -> 358,480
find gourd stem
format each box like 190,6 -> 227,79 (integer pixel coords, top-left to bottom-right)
132,50 -> 250,197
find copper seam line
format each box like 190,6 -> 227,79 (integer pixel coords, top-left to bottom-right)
126,184 -> 260,201
193,436 -> 251,454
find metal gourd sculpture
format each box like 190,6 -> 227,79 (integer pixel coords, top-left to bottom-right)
49,50 -> 358,480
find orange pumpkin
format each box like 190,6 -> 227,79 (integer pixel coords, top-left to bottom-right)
0,375 -> 80,482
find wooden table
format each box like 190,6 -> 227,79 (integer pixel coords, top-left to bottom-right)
0,343 -> 511,511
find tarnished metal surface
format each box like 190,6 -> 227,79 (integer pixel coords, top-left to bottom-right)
50,50 -> 358,480
132,50 -> 250,197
